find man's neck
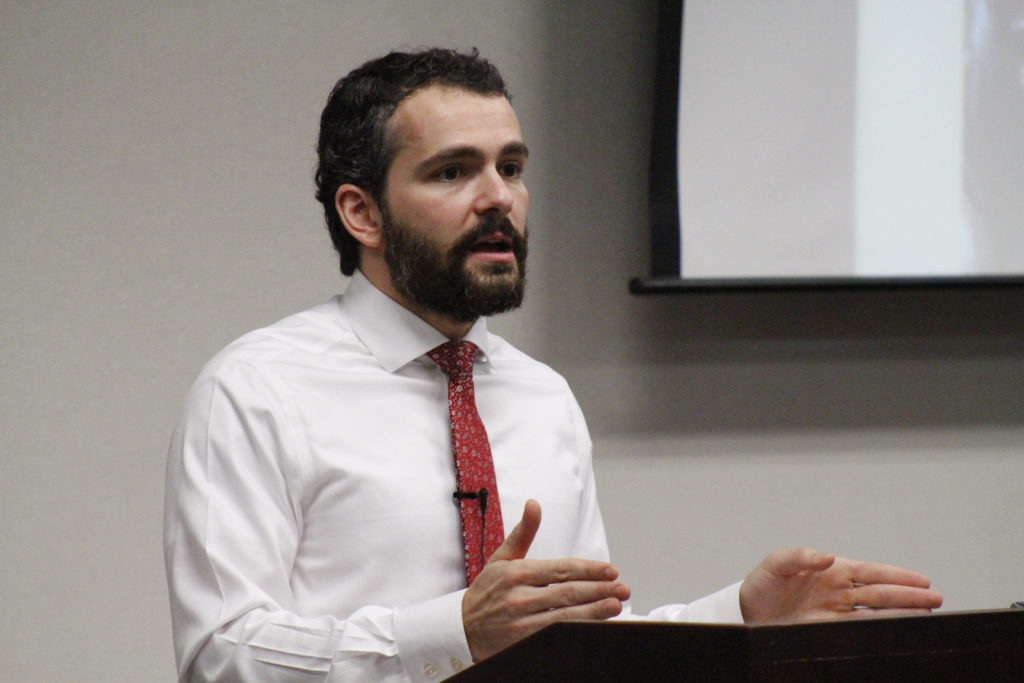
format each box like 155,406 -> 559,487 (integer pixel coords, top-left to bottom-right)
357,265 -> 475,340
408,304 -> 475,341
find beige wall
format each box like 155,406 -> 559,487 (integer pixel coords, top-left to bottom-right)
2,1 -> 1022,679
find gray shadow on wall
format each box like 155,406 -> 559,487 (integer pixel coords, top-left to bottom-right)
528,0 -> 1024,436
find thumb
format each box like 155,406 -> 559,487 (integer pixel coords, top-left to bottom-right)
488,499 -> 541,563
770,548 -> 835,577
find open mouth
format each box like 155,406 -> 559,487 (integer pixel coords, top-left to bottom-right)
469,233 -> 513,254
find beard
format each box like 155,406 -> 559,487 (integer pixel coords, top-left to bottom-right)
381,210 -> 529,323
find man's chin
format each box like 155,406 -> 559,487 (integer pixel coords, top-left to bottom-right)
456,265 -> 525,314
466,268 -> 524,295
464,258 -> 517,277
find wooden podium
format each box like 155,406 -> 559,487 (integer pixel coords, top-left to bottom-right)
450,609 -> 1024,681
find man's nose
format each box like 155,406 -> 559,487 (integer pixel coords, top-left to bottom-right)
472,168 -> 515,216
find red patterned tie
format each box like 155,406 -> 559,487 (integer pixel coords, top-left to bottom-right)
428,340 -> 504,585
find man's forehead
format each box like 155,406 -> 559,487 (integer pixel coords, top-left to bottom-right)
388,84 -> 522,155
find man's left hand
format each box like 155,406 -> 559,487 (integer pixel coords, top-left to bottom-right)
739,547 -> 943,623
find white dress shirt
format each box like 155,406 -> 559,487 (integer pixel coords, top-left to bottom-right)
164,271 -> 743,683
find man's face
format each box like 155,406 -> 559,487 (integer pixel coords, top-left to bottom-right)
377,84 -> 530,322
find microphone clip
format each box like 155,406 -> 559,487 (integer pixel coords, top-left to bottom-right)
453,487 -> 488,515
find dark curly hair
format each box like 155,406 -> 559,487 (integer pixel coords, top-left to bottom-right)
315,48 -> 510,276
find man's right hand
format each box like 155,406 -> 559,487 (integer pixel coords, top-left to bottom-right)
461,499 -> 631,662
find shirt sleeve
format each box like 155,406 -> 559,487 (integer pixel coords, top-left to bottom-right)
164,358 -> 472,682
635,582 -> 745,623
564,392 -> 613,562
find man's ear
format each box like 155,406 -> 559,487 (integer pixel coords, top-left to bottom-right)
335,184 -> 384,249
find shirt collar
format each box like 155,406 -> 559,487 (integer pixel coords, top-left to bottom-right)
340,270 -> 491,373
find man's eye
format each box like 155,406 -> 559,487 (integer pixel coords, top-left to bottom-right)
500,162 -> 523,178
437,166 -> 462,181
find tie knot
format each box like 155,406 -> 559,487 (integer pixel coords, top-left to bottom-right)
427,340 -> 478,379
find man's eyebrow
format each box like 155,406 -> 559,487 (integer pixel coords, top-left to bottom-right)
415,142 -> 530,174
501,142 -> 530,159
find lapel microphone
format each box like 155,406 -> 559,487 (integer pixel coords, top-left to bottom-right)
452,487 -> 488,517
453,488 -> 489,567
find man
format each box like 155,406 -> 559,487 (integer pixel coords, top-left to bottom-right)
164,48 -> 942,682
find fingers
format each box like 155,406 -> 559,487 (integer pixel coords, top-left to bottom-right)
522,576 -> 631,612
506,557 -> 618,586
503,582 -> 629,638
489,499 -> 542,563
841,607 -> 936,620
519,595 -> 626,628
766,547 -> 836,577
485,500 -> 619,584
462,545 -> 629,661
847,583 -> 944,610
742,547 -> 943,626
844,560 -> 933,590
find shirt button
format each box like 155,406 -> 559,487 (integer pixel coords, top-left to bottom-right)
451,657 -> 465,671
423,662 -> 438,679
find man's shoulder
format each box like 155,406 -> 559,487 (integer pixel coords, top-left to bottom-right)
200,297 -> 360,376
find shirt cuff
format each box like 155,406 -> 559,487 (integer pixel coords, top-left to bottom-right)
679,581 -> 744,623
394,589 -> 473,682
641,581 -> 745,624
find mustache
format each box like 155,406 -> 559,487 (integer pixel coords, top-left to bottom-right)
451,215 -> 527,257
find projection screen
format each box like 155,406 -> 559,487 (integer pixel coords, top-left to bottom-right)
634,0 -> 1024,292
